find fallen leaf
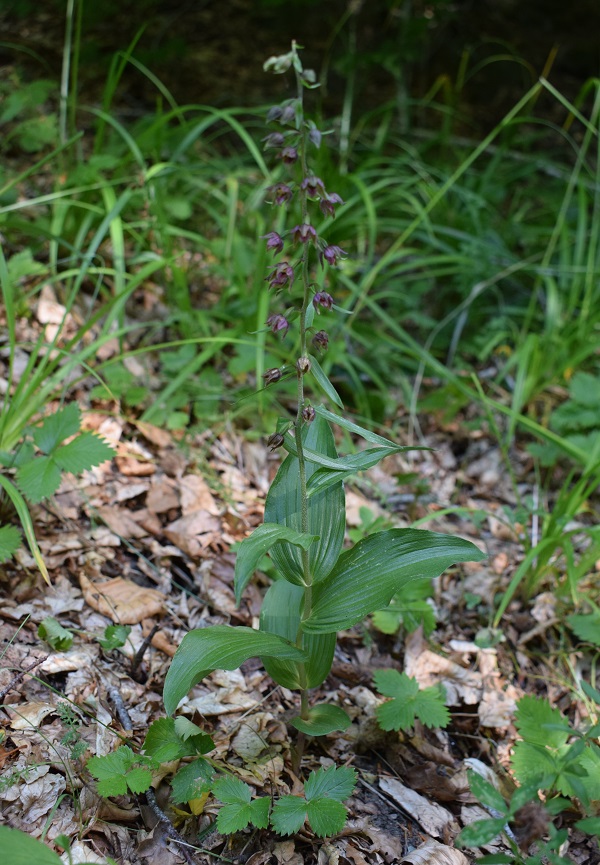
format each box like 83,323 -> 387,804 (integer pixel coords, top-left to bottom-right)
180,474 -> 220,515
379,776 -> 457,839
79,572 -> 165,623
6,701 -> 56,730
402,838 -> 469,865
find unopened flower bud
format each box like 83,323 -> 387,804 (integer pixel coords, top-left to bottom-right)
267,432 -> 285,451
320,244 -> 347,267
312,330 -> 329,351
267,183 -> 293,206
296,356 -> 311,374
320,193 -> 344,217
266,262 -> 294,289
263,367 -> 283,385
262,132 -> 285,149
302,406 -> 316,423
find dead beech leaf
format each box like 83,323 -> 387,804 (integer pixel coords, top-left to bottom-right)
141,621 -> 177,657
6,701 -> 56,729
134,420 -> 173,448
164,511 -> 221,557
146,477 -> 180,514
379,776 -> 457,838
96,506 -> 147,539
79,572 -> 165,623
180,474 -> 220,515
115,455 -> 156,476
402,839 -> 469,865
405,631 -> 482,706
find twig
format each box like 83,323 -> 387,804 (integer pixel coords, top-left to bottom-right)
107,686 -> 133,731
145,787 -> 197,865
130,624 -> 159,679
0,655 -> 48,704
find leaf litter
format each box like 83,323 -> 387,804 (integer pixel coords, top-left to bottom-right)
0,396 -> 598,864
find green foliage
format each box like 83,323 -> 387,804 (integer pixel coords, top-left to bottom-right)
0,826 -> 63,865
212,777 -> 270,834
373,670 -> 450,731
38,617 -> 74,651
97,624 -> 132,650
143,717 -> 214,762
371,578 -> 436,636
290,704 -> 351,736
270,766 -> 357,837
87,746 -> 155,797
170,759 -> 214,804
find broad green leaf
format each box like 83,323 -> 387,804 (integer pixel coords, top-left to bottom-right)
576,816 -> 600,837
581,679 -> 600,706
265,415 -> 345,586
466,770 -> 508,815
291,704 -> 351,736
567,612 -> 600,647
314,405 -> 403,448
511,741 -> 559,787
456,817 -> 506,848
38,616 -> 73,651
260,581 -> 336,689
514,696 -> 569,749
374,670 -> 449,731
124,767 -> 153,794
270,796 -> 308,835
53,432 -> 115,474
306,798 -> 347,837
0,826 -> 63,865
303,529 -> 486,634
170,758 -> 214,804
16,455 -> 61,503
286,436 -> 398,474
308,354 -> 344,408
304,765 -> 357,802
143,717 -> 213,762
163,626 -> 307,715
87,746 -> 153,796
33,403 -> 80,454
234,523 -> 318,603
174,716 -> 213,748
0,524 -> 21,562
217,798 -> 270,834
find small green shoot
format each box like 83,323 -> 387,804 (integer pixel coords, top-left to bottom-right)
270,765 -> 357,838
87,746 -> 155,797
37,617 -> 74,651
373,669 -> 450,731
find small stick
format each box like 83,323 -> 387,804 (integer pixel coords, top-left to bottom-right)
107,686 -> 133,731
145,787 -> 197,865
0,655 -> 48,704
130,624 -> 159,679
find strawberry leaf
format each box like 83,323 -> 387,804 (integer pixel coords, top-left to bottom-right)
374,670 -> 449,731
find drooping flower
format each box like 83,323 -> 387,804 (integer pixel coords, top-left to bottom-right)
296,356 -> 311,374
291,223 -> 317,245
267,432 -> 285,451
262,132 -> 285,149
312,291 -> 334,311
312,330 -> 329,351
261,232 -> 284,254
302,405 -> 316,423
266,313 -> 290,337
300,175 -> 325,199
263,367 -> 283,385
266,262 -> 294,289
280,146 -> 298,164
321,245 -> 346,267
267,183 -> 293,206
319,192 -> 344,217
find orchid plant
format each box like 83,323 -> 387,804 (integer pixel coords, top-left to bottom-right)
163,41 -> 484,811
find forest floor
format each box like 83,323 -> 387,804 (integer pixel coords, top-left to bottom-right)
0,300 -> 599,865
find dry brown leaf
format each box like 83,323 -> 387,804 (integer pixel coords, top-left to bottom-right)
146,477 -> 180,514
163,511 -> 221,557
405,631 -> 482,705
273,840 -> 303,865
115,454 -> 156,476
134,420 -> 174,448
96,505 -> 147,539
6,701 -> 56,729
402,838 -> 469,865
379,776 -> 457,839
79,572 -> 165,623
180,474 -> 220,515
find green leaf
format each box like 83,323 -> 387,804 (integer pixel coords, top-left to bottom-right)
98,624 -> 131,650
0,524 -> 21,562
38,616 -> 73,651
304,765 -> 357,802
234,523 -> 318,603
163,626 -> 307,715
0,826 -> 63,865
264,415 -> 345,586
575,816 -> 600,837
0,474 -> 49,583
217,798 -> 270,834
33,403 -> 80,454
170,758 -> 214,804
291,704 -> 351,736
270,796 -> 308,835
143,717 -> 213,762
16,455 -> 61,503
581,680 -> 600,706
466,770 -> 508,815
514,696 -> 569,749
260,581 -> 336,689
373,670 -> 449,731
314,405 -> 406,448
212,776 -> 252,805
567,612 -> 600,647
511,741 -> 559,787
304,529 -> 485,634
306,798 -> 347,837
456,818 -> 507,847
53,432 -> 115,474
124,767 -> 154,794
87,746 -> 153,797
308,354 -> 344,408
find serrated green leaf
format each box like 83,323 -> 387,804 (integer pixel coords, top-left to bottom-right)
265,416 -> 345,587
0,525 -> 21,562
567,612 -> 600,647
170,758 -> 214,804
306,798 -> 347,837
16,455 -> 61,503
37,616 -> 73,651
291,705 -> 351,736
143,717 -> 213,762
0,826 -> 64,865
163,626 -> 307,715
515,696 -> 568,748
260,581 -> 336,689
212,776 -> 252,805
270,796 -> 308,835
53,432 -> 115,474
467,770 -> 507,814
125,767 -> 153,794
97,775 -> 128,797
304,765 -> 357,802
511,741 -> 559,787
98,624 -> 131,650
307,354 -> 344,408
575,816 -> 600,837
33,404 -> 80,454
174,717 -> 213,751
374,670 -> 449,731
304,529 -> 485,634
234,523 -> 318,603
217,797 -> 270,834
456,817 -> 506,847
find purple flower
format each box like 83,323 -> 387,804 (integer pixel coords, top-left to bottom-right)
312,330 -> 329,351
263,367 -> 283,385
267,183 -> 293,206
280,146 -> 298,164
262,132 -> 285,149
261,231 -> 284,254
302,405 -> 316,423
291,223 -> 317,245
267,313 -> 290,338
313,291 -> 334,311
320,192 -> 344,217
266,262 -> 294,289
301,175 -> 325,199
321,245 -> 346,267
